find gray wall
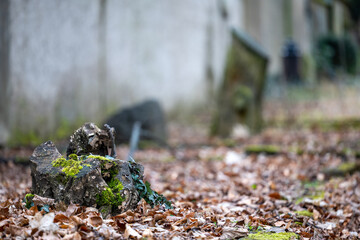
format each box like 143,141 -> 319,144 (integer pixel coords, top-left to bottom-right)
0,0 -> 334,145
1,0 -> 243,144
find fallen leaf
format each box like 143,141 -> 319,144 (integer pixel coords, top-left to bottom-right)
142,228 -> 154,239
63,232 -> 82,240
220,226 -> 248,240
89,216 -> 103,227
300,231 -> 313,238
54,213 -> 70,223
313,209 -> 321,221
124,224 -> 141,239
268,192 -> 282,200
274,221 -> 286,227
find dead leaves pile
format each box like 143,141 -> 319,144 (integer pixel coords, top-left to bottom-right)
1,129 -> 360,239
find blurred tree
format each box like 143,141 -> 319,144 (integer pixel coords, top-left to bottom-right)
315,34 -> 357,76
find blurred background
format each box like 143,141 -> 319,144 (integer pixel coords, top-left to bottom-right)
1,0 -> 360,148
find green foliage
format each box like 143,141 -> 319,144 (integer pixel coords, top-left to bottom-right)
315,34 -> 357,75
128,162 -> 172,209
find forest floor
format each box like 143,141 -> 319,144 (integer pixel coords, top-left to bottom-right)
1,121 -> 360,239
2,83 -> 360,239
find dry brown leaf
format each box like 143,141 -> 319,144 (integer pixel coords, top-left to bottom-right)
66,204 -> 79,216
124,223 -> 141,239
313,209 -> 321,221
89,216 -> 103,227
268,192 -> 282,200
142,228 -> 154,239
7,224 -> 23,236
70,215 -> 83,226
0,207 -> 9,218
220,226 -> 248,240
15,216 -> 29,227
54,213 -> 70,223
183,220 -> 198,231
174,218 -> 187,226
300,231 -> 313,238
63,232 -> 82,240
274,221 -> 286,227
154,213 -> 166,221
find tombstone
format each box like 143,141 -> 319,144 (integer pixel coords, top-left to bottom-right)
104,100 -> 168,145
210,28 -> 268,137
282,38 -> 301,83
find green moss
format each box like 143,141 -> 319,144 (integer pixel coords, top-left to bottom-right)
52,154 -> 92,177
96,181 -> 124,208
338,162 -> 358,172
245,145 -> 281,155
52,156 -> 83,177
89,155 -> 112,161
294,210 -> 313,218
96,187 -> 114,206
108,178 -> 123,193
242,232 -> 299,240
303,180 -> 323,189
295,191 -> 325,204
24,194 -> 35,209
25,193 -> 34,199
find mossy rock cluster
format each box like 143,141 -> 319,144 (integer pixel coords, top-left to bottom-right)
29,141 -> 143,216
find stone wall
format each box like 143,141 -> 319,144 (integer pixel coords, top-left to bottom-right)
0,0 -> 244,145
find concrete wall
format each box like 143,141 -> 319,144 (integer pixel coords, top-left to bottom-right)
1,0 -> 244,144
0,0 -> 340,145
243,0 -> 285,75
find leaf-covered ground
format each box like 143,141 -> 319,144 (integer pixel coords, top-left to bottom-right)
1,125 -> 360,239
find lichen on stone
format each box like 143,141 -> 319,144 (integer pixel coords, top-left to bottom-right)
52,154 -> 87,177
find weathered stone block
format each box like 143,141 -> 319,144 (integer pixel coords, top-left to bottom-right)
30,141 -> 144,216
